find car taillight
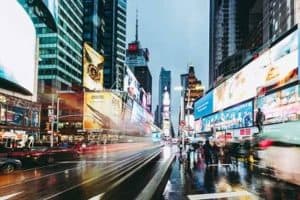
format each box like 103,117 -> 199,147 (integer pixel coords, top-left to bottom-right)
259,139 -> 273,150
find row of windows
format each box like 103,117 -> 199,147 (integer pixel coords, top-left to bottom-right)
58,4 -> 82,36
58,18 -> 82,46
58,40 -> 81,62
58,27 -> 82,53
60,1 -> 83,29
40,37 -> 57,44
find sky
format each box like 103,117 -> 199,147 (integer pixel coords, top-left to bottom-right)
126,0 -> 210,133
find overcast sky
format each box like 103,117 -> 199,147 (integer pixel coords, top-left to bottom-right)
127,0 -> 210,133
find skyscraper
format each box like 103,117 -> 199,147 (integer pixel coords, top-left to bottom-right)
126,10 -> 152,111
262,0 -> 299,44
102,0 -> 127,90
209,0 -> 300,88
83,0 -> 105,54
24,0 -> 83,93
158,67 -> 171,128
209,0 -> 262,87
21,0 -> 83,132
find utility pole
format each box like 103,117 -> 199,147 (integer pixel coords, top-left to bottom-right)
50,94 -> 54,147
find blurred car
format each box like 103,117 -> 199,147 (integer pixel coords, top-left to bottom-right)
0,158 -> 22,174
8,146 -> 79,165
255,122 -> 300,186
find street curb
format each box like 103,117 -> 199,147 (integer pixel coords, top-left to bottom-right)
136,154 -> 176,200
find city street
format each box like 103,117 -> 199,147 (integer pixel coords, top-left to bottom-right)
0,143 -> 164,200
163,145 -> 300,200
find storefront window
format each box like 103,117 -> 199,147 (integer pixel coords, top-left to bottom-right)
6,106 -> 25,126
0,104 -> 6,124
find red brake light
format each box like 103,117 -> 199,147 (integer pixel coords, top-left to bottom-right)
259,139 -> 273,149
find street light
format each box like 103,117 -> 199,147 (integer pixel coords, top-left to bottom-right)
174,86 -> 191,152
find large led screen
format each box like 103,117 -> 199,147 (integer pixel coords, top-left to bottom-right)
123,67 -> 140,101
201,101 -> 253,132
255,85 -> 300,124
0,1 -> 36,95
83,92 -> 122,130
194,91 -> 213,119
214,30 -> 298,112
83,43 -> 104,91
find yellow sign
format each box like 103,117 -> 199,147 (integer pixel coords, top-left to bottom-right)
83,43 -> 104,90
83,92 -> 122,130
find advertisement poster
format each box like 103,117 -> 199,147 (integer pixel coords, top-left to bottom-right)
255,85 -> 300,124
83,92 -> 122,130
123,67 -> 140,101
131,102 -> 145,124
194,91 -> 213,119
0,1 -> 36,95
202,101 -> 253,132
83,43 -> 104,91
214,30 -> 298,112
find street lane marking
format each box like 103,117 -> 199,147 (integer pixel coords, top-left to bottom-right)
0,191 -> 23,200
188,191 -> 253,200
58,161 -> 115,164
88,193 -> 104,200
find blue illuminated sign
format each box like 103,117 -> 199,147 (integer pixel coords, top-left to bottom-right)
194,91 -> 213,119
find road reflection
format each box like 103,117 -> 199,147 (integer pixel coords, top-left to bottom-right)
163,145 -> 300,200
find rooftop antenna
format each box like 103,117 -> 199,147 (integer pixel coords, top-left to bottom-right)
135,9 -> 139,42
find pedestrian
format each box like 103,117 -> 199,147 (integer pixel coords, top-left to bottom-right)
203,140 -> 212,166
212,141 -> 220,164
255,108 -> 265,134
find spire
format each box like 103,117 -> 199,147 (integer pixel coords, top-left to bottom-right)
135,9 -> 139,41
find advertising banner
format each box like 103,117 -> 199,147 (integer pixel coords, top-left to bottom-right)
123,67 -> 140,101
83,43 -> 104,91
83,92 -> 122,130
255,85 -> 300,124
194,91 -> 213,119
131,101 -> 145,124
214,30 -> 298,112
0,1 -> 36,95
201,101 -> 253,132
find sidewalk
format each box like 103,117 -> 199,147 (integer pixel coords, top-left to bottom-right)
162,146 -> 300,200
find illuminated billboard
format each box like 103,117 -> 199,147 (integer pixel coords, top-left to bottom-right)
0,1 -> 36,95
214,30 -> 298,112
83,92 -> 122,130
123,66 -> 140,100
201,101 -> 253,132
194,91 -> 213,119
83,43 -> 104,91
255,85 -> 300,124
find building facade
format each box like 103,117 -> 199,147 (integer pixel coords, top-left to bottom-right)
158,67 -> 171,128
209,0 -> 262,87
83,0 -> 105,54
102,0 -> 127,91
209,0 -> 300,88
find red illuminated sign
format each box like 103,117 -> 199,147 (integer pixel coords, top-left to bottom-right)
128,43 -> 138,52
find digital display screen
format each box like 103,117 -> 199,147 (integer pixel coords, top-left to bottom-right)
0,1 -> 36,95
202,101 -> 253,132
213,30 -> 298,112
255,85 -> 300,124
194,91 -> 213,119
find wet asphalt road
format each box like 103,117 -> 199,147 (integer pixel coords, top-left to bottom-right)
0,143 -> 161,200
162,145 -> 300,200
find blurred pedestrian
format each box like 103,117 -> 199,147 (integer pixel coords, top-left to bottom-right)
212,142 -> 220,164
203,140 -> 212,166
255,108 -> 265,134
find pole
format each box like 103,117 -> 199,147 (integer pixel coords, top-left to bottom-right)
50,94 -> 54,147
187,88 -> 191,138
56,98 -> 60,132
